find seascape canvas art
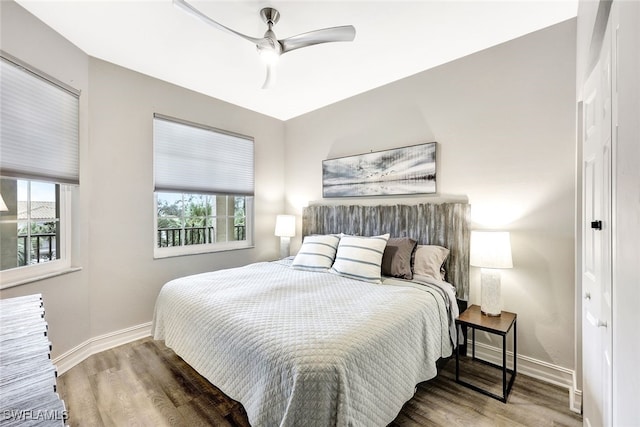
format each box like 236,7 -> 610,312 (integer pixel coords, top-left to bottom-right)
322,142 -> 436,197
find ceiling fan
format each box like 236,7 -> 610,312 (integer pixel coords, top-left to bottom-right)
173,0 -> 356,89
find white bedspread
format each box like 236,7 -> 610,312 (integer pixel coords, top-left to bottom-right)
152,260 -> 453,427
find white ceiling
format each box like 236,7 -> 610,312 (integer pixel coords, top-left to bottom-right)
16,0 -> 578,121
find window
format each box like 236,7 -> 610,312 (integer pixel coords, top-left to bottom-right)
0,52 -> 79,287
153,114 -> 254,257
0,179 -> 66,268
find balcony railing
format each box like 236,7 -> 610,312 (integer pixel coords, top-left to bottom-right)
158,225 -> 246,248
17,233 -> 56,265
235,225 -> 246,241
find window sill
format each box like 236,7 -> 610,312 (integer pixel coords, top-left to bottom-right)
154,242 -> 254,259
0,266 -> 83,290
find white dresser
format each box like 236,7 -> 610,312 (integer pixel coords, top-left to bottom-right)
0,294 -> 66,426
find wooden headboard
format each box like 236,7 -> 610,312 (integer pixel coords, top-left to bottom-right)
302,203 -> 471,301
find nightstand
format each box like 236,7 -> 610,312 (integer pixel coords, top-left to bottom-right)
455,304 -> 517,403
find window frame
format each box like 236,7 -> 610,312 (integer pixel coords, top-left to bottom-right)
0,183 -> 73,289
152,114 -> 255,259
0,51 -> 79,289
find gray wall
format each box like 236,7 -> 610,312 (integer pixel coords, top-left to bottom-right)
284,20 -> 577,369
0,1 -> 285,356
85,58 -> 285,338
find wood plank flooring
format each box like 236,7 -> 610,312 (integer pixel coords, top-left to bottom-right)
57,337 -> 582,426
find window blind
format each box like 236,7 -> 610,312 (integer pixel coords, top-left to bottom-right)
153,114 -> 254,196
0,54 -> 80,184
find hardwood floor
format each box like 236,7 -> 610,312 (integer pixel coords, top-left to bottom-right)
58,337 -> 582,426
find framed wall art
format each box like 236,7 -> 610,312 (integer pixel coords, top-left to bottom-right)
322,142 -> 436,197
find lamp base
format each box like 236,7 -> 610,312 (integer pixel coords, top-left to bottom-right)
481,310 -> 502,317
279,236 -> 291,259
480,269 -> 502,317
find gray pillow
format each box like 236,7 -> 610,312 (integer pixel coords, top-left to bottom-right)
413,245 -> 450,281
381,237 -> 417,280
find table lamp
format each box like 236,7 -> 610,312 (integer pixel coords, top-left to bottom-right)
470,231 -> 513,316
275,214 -> 295,259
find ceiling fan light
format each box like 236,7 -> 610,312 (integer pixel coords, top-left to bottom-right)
258,48 -> 280,65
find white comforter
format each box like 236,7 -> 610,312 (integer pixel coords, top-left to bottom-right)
152,260 -> 454,427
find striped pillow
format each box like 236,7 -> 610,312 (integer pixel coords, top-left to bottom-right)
291,234 -> 341,271
331,234 -> 390,283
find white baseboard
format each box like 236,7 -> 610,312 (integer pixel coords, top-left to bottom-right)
571,374 -> 583,414
53,322 -> 152,375
467,340 -> 582,414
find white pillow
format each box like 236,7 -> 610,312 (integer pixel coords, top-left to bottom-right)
291,234 -> 341,271
413,245 -> 450,280
331,234 -> 390,283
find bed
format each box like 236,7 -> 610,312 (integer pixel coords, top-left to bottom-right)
152,202 -> 470,426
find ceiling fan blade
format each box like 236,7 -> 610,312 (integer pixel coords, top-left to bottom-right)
280,25 -> 356,54
262,63 -> 276,90
173,0 -> 261,44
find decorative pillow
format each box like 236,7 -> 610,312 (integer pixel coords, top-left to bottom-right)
291,234 -> 341,271
381,237 -> 417,280
413,245 -> 450,281
331,234 -> 390,283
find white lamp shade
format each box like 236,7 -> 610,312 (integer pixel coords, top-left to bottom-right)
470,231 -> 513,269
274,214 -> 296,237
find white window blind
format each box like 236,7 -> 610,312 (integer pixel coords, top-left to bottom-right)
153,114 -> 254,196
0,54 -> 80,185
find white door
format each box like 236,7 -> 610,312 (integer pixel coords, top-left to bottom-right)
582,18 -> 613,427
